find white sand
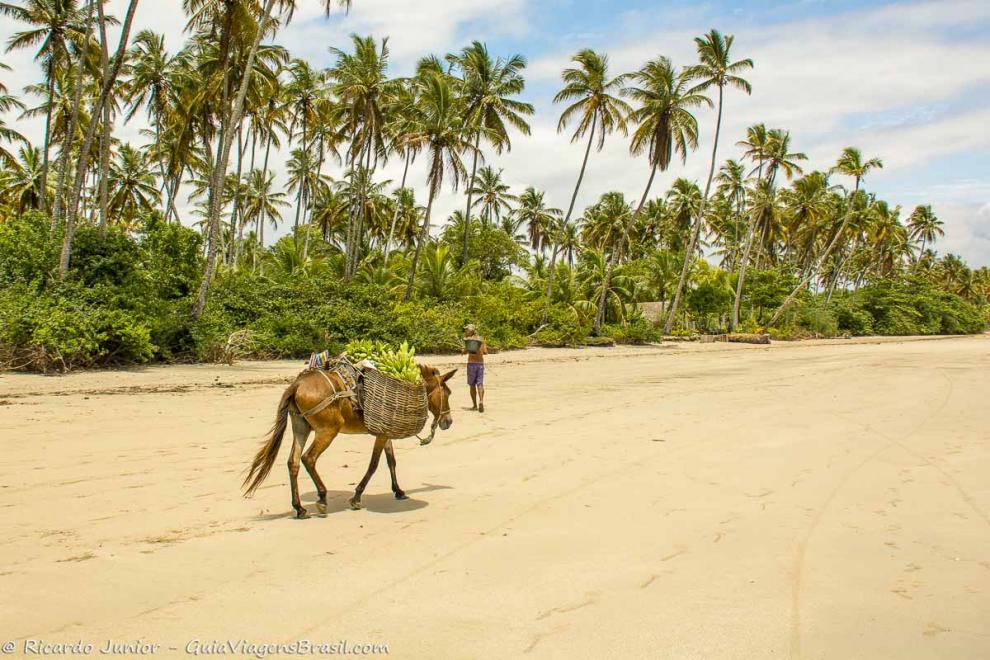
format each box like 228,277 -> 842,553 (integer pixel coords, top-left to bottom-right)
1,335 -> 988,658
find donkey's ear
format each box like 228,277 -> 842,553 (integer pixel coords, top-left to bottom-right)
440,368 -> 458,383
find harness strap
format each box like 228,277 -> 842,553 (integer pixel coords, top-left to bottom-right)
297,369 -> 355,419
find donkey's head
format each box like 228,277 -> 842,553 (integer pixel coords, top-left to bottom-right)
419,364 -> 457,431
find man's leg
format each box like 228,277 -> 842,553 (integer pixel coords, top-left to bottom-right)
477,384 -> 485,413
469,384 -> 478,410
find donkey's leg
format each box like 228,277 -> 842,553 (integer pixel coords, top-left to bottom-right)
349,436 -> 387,510
302,425 -> 338,515
384,440 -> 407,500
288,414 -> 310,519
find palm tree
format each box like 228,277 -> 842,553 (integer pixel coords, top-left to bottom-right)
241,168 -> 288,265
907,204 -> 943,266
664,29 -> 753,334
0,144 -> 47,215
193,0 -> 353,319
309,184 -> 347,246
469,166 -> 517,226
666,178 -> 702,249
593,56 -> 708,332
450,41 -> 533,265
581,191 -> 631,253
1,0 -> 88,214
546,49 -> 631,315
60,0 -> 140,279
515,186 -> 561,253
730,126 -> 805,329
401,71 -> 476,301
578,248 -> 634,325
0,64 -> 28,165
329,34 -> 391,277
123,29 -> 178,219
768,148 -> 883,325
106,143 -> 159,226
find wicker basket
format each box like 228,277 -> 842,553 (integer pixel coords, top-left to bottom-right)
361,368 -> 429,439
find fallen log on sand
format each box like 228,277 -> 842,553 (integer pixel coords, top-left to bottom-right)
698,333 -> 771,345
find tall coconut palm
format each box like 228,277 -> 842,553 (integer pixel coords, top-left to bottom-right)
60,0 -> 140,280
666,177 -> 702,250
516,186 -> 561,253
382,77 -> 421,263
106,142 -> 159,226
0,66 -> 28,165
240,167 -> 288,266
450,41 -> 533,265
469,166 -> 517,227
1,0 -> 88,214
730,126 -> 804,329
581,191 -> 631,253
0,144 -> 47,215
123,29 -> 179,219
545,49 -> 631,315
664,29 -> 752,334
193,0 -> 353,319
594,56 -> 708,332
401,71 -> 476,301
329,34 -> 391,277
768,148 -> 883,325
907,204 -> 942,266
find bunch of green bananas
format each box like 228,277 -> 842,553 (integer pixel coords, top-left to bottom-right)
345,339 -> 420,383
344,339 -> 387,362
375,341 -> 420,383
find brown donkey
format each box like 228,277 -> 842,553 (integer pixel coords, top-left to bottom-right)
243,364 -> 457,518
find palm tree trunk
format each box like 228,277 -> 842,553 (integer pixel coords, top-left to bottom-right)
342,146 -> 359,280
41,61 -> 55,220
914,236 -> 927,272
664,85 -> 724,335
593,164 -> 657,333
543,111 -> 597,321
230,119 -> 246,266
59,0 -> 140,280
257,132 -> 272,257
98,97 -> 110,233
730,160 -> 765,331
404,187 -> 436,302
194,0 -> 278,320
52,0 -> 97,227
769,180 -> 861,324
384,150 -> 411,265
461,131 -> 481,266
352,137 -> 374,272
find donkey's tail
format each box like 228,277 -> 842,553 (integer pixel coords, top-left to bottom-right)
243,381 -> 299,496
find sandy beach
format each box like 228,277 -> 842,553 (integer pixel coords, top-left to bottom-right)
1,335 -> 988,658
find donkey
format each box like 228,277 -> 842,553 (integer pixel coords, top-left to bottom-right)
243,364 -> 457,518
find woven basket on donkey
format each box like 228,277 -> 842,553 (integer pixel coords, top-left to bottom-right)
362,368 -> 429,439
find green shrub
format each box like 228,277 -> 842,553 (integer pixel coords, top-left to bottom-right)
603,315 -> 662,344
798,301 -> 839,337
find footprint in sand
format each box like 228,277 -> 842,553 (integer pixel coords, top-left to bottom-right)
923,622 -> 950,637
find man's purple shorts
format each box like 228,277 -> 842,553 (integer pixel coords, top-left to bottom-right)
467,363 -> 485,386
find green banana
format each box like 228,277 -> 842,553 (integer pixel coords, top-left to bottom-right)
344,339 -> 420,383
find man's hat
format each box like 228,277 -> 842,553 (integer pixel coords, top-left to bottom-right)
464,323 -> 476,332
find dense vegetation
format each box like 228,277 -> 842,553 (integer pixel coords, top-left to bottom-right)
0,1 -> 987,371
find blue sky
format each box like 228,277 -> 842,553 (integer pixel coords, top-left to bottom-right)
2,0 -> 989,265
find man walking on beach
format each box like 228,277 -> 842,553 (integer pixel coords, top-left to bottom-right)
463,324 -> 487,413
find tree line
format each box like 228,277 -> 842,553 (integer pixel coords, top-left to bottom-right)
0,0 -> 987,370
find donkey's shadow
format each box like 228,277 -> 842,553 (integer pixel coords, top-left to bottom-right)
255,483 -> 451,519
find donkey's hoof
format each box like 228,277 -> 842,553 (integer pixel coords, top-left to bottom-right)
295,508 -> 310,519
348,497 -> 363,510
394,491 -> 408,500
315,501 -> 327,515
